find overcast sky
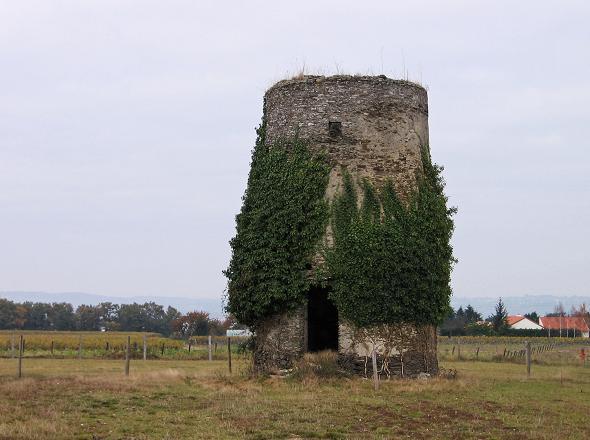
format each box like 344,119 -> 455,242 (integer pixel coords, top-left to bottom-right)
1,1 -> 588,302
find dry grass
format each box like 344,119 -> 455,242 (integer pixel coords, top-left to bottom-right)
0,357 -> 589,439
290,350 -> 345,384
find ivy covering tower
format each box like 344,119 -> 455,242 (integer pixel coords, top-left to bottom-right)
225,75 -> 455,376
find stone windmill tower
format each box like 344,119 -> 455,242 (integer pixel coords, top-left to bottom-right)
248,75 -> 440,376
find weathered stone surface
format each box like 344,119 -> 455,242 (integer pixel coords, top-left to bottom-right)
338,324 -> 438,377
264,75 -> 428,202
252,306 -> 305,372
338,350 -> 438,379
253,75 -> 438,375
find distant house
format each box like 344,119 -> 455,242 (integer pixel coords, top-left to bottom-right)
539,316 -> 590,338
507,315 -> 543,330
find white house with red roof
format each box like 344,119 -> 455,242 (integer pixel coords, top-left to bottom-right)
539,316 -> 590,338
507,315 -> 543,330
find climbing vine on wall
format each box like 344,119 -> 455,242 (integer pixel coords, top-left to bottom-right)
326,149 -> 456,328
224,123 -> 330,327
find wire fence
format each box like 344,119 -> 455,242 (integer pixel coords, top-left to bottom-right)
439,336 -> 590,367
0,331 -> 249,361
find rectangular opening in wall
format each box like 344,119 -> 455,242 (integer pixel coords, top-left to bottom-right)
307,286 -> 339,352
328,121 -> 342,137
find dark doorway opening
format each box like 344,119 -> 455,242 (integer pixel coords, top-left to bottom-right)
307,286 -> 339,352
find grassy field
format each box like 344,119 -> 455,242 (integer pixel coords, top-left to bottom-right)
1,355 -> 589,439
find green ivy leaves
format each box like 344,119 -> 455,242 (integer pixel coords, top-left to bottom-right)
225,124 -> 455,331
326,149 -> 456,328
224,124 -> 330,327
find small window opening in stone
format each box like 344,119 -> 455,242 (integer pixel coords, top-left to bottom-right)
328,121 -> 342,137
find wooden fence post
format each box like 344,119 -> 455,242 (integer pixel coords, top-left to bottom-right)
51,340 -> 54,356
143,335 -> 147,361
208,335 -> 212,361
17,335 -> 23,379
188,340 -> 192,353
476,347 -> 480,360
227,337 -> 232,374
125,336 -> 130,376
371,348 -> 379,391
526,341 -> 531,378
161,343 -> 165,356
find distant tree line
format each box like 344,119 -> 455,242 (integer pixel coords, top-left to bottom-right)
440,304 -> 483,336
0,298 -> 238,337
440,298 -> 590,337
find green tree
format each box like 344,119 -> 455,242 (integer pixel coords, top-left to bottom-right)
14,305 -> 28,329
24,302 -> 51,330
48,302 -> 75,330
97,302 -> 120,330
440,307 -> 465,336
117,303 -> 146,331
464,305 -> 482,323
524,311 -> 539,324
0,299 -> 17,329
489,298 -> 508,332
142,302 -> 167,333
456,306 -> 465,319
116,302 -> 170,333
75,305 -> 101,330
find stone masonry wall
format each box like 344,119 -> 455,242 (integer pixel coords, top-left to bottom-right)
264,75 -> 429,202
339,323 -> 438,377
252,306 -> 306,372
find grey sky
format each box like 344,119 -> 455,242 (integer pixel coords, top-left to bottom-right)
1,1 -> 588,302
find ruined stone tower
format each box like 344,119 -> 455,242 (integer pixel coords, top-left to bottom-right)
253,75 -> 438,376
